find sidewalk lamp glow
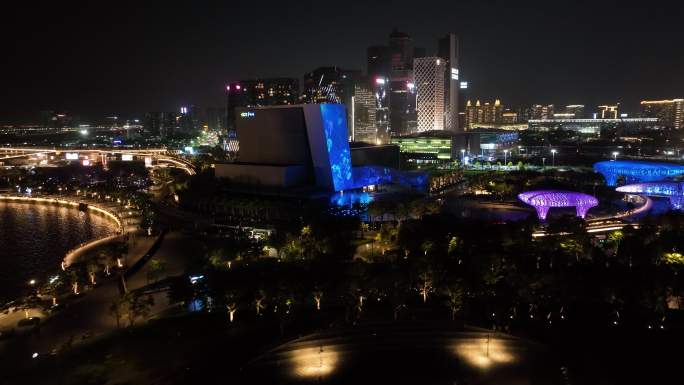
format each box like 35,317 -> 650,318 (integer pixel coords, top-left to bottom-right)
29,279 -> 36,286
551,149 -> 557,166
612,151 -> 619,160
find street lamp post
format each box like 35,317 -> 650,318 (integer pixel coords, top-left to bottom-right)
460,149 -> 465,165
612,151 -> 619,161
551,149 -> 557,167
504,150 -> 509,166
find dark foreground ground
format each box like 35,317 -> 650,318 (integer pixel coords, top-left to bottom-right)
2,308 -> 682,385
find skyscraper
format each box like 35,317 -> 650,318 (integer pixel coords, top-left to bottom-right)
367,30 -> 425,136
438,33 -> 460,132
641,99 -> 684,129
414,57 -> 446,132
351,77 -> 377,143
367,45 -> 390,78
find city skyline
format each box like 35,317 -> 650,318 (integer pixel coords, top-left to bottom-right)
2,1 -> 684,123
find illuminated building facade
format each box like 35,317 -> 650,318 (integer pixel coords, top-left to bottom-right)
465,99 -> 504,129
597,104 -> 619,119
374,77 -> 391,143
616,182 -> 684,209
518,190 -> 598,220
531,104 -> 555,120
640,99 -> 684,129
438,33 -> 460,132
502,111 -> 518,124
351,78 -> 377,143
302,67 -> 344,104
216,104 -> 425,192
391,129 -> 519,162
565,104 -> 585,118
414,57 -> 446,132
528,117 -> 658,134
593,160 -> 684,186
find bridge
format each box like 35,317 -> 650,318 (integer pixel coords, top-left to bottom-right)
0,147 -> 195,175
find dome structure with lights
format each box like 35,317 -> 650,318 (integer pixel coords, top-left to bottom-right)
518,190 -> 598,220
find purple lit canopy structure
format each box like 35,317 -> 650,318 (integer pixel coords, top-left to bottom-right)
593,161 -> 684,187
518,190 -> 599,220
616,182 -> 684,209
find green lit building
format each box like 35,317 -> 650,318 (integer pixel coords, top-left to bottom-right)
391,129 -> 518,163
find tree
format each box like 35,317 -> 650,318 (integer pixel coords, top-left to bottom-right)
70,270 -> 80,295
417,271 -> 434,303
254,290 -> 267,316
109,300 -> 123,328
313,288 -> 323,311
87,261 -> 99,285
146,258 -> 167,284
443,281 -> 465,320
119,293 -> 155,327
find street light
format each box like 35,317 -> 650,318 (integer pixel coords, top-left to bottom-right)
460,149 -> 466,165
504,150 -> 509,166
612,151 -> 619,161
551,149 -> 557,167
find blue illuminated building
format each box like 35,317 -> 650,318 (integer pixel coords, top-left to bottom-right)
594,160 -> 684,186
616,182 -> 684,209
318,104 -> 354,191
216,103 -> 426,194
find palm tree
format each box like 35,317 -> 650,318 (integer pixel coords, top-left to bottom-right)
313,289 -> 323,311
254,291 -> 266,316
418,271 -> 433,303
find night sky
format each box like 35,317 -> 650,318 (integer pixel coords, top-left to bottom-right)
2,0 -> 683,123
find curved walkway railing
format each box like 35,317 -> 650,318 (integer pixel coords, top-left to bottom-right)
0,194 -> 126,267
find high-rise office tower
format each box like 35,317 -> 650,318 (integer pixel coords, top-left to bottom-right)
389,79 -> 417,137
438,33 -> 460,132
414,57 -> 446,132
367,45 -> 391,78
351,77 -> 377,143
374,77 -> 391,143
367,30 -> 425,136
641,99 -> 684,129
597,104 -> 619,119
388,29 -> 414,72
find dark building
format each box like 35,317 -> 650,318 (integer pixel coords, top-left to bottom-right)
206,107 -> 226,132
366,30 -> 425,137
302,67 -> 345,104
226,78 -> 299,133
367,45 -> 390,78
143,112 -> 178,138
388,29 -> 414,73
178,106 -> 200,135
40,110 -> 74,129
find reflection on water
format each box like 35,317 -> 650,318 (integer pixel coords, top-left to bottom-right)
0,201 -> 117,302
290,346 -> 339,379
452,337 -> 518,369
